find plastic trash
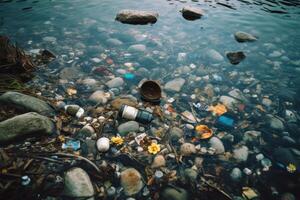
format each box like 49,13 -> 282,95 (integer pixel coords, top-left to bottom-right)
216,115 -> 234,129
124,73 -> 135,80
208,103 -> 227,116
194,124 -> 213,139
192,102 -> 209,111
119,105 -> 153,124
62,140 -> 81,151
242,187 -> 259,200
21,175 -> 31,186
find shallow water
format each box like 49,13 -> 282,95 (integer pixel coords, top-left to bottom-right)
1,0 -> 300,199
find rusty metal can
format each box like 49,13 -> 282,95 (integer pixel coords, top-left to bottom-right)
140,80 -> 162,104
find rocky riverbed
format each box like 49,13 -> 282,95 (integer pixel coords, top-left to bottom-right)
0,0 -> 300,200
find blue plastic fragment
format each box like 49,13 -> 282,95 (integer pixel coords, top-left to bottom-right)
124,73 -> 135,80
62,140 -> 81,151
217,115 -> 234,127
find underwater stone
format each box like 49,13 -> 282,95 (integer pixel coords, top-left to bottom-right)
208,137 -> 225,154
226,51 -> 246,65
128,44 -> 146,52
118,121 -> 140,135
106,38 -> 123,46
230,167 -> 242,182
266,114 -> 284,131
0,112 -> 55,143
151,154 -> 166,168
64,167 -> 94,200
120,168 -> 144,196
164,78 -> 185,92
89,90 -> 110,105
207,49 -> 224,62
0,91 -> 55,116
219,95 -> 237,110
184,168 -> 198,181
234,31 -> 257,42
96,137 -> 110,152
161,187 -> 188,200
180,143 -> 196,156
116,10 -> 158,25
233,146 -> 249,162
181,6 -> 204,20
169,127 -> 184,141
106,77 -> 124,88
65,105 -> 80,116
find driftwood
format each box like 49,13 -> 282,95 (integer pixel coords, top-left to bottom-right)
0,35 -> 35,73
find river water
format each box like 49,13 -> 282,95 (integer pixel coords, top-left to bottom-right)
1,0 -> 300,199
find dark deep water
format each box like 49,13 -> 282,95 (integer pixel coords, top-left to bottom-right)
1,0 -> 300,199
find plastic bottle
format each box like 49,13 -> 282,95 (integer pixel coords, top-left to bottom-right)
119,105 -> 153,124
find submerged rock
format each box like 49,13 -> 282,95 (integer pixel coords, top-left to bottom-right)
106,38 -> 123,46
226,51 -> 246,65
219,95 -> 237,110
59,67 -> 81,79
128,44 -> 146,52
106,77 -> 124,88
184,168 -> 198,181
180,143 -> 196,156
169,127 -> 184,141
181,6 -> 204,20
0,112 -> 55,143
96,137 -> 110,152
281,193 -> 296,200
89,90 -> 110,105
207,49 -> 224,62
266,114 -> 285,131
0,91 -> 55,116
230,167 -> 242,182
151,154 -> 166,168
233,146 -> 249,162
164,78 -> 185,92
65,105 -> 80,116
234,31 -> 257,42
118,121 -> 140,135
161,187 -> 188,200
64,168 -> 94,200
120,168 -> 144,196
208,137 -> 225,154
116,10 -> 158,25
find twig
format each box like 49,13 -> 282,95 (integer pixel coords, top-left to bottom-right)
200,177 -> 232,200
51,152 -> 101,173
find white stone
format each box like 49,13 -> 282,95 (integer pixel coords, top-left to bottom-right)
233,146 -> 249,162
164,78 -> 185,92
106,77 -> 124,88
96,137 -> 110,152
208,137 -> 225,154
207,49 -> 224,62
219,95 -> 237,110
64,168 -> 94,200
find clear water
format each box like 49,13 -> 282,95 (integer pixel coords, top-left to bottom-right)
1,0 -> 300,81
1,0 -> 300,199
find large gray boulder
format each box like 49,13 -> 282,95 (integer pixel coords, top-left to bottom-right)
0,112 -> 55,143
0,92 -> 55,116
64,167 -> 95,200
116,10 -> 158,25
